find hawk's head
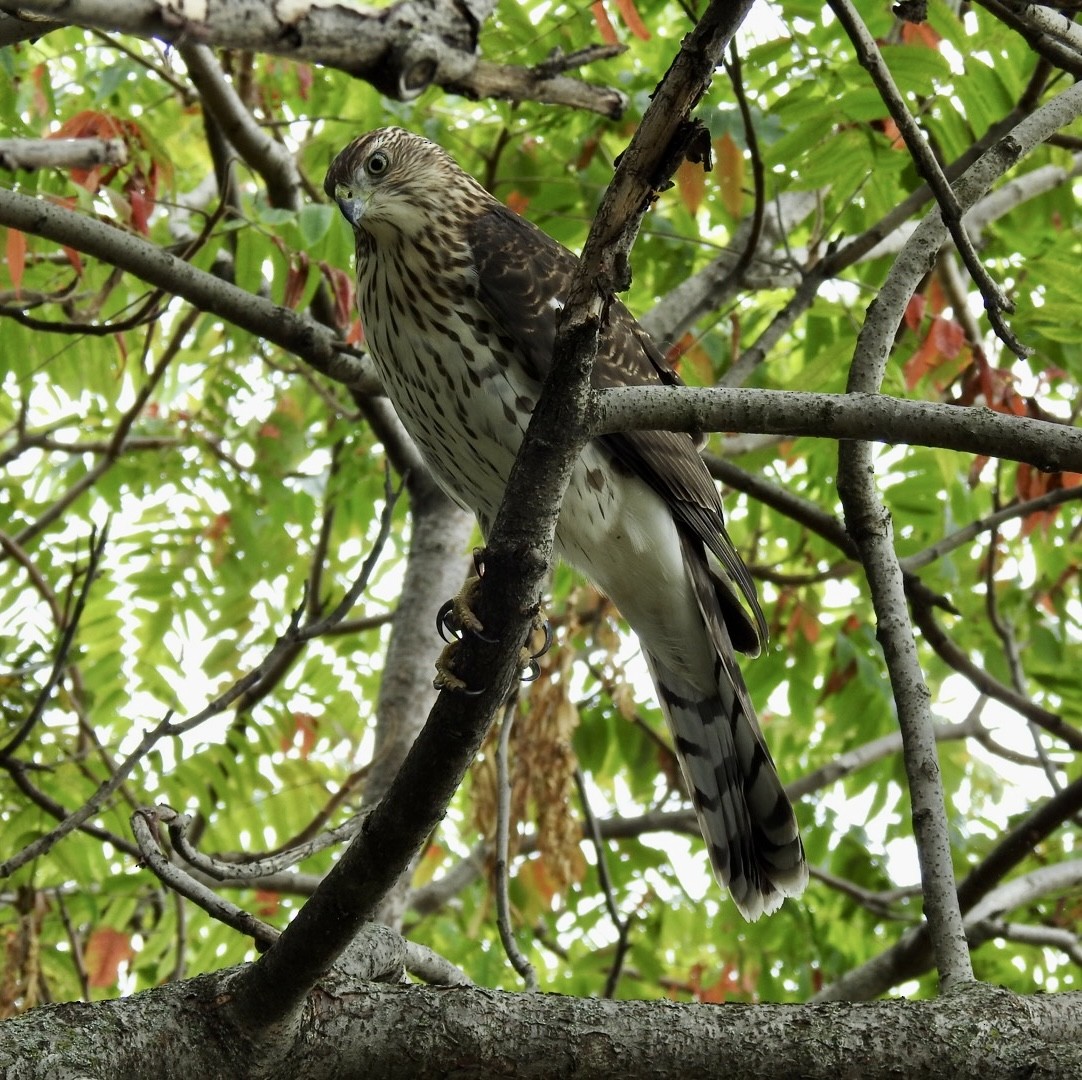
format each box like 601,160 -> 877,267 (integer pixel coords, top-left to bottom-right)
324,127 -> 486,242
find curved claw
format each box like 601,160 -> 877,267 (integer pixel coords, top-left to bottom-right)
529,618 -> 553,660
471,624 -> 499,645
520,658 -> 541,684
436,599 -> 460,643
472,549 -> 487,578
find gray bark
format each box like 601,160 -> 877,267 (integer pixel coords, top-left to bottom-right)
1,972 -> 1079,1079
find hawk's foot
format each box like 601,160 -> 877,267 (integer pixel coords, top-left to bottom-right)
433,556 -> 553,692
434,561 -> 491,694
433,639 -> 483,696
518,610 -> 553,683
436,552 -> 497,644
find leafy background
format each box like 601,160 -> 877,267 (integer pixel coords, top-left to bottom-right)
1,0 -> 1079,1010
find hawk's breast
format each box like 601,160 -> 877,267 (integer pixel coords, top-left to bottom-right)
357,232 -> 539,528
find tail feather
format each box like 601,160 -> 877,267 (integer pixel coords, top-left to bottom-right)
646,535 -> 807,922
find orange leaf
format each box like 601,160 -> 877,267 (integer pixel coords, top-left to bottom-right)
675,157 -> 706,215
715,133 -> 744,218
902,316 -> 964,390
879,117 -> 904,149
504,190 -> 530,216
5,228 -> 26,296
612,0 -> 651,40
901,21 -> 941,48
591,1 -> 619,45
84,927 -> 134,989
928,276 -> 947,315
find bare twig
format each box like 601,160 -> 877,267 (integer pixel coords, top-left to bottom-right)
828,0 -> 1025,357
574,769 -> 632,999
132,808 -> 280,949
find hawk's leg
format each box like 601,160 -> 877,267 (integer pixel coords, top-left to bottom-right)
433,553 -> 552,692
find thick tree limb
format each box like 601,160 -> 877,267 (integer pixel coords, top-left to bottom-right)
4,0 -> 624,114
1,970 -> 1079,1079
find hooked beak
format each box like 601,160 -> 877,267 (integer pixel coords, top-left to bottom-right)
333,182 -> 366,229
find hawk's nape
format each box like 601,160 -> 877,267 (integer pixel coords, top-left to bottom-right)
324,127 -> 808,920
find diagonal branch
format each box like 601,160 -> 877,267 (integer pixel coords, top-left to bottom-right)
223,0 -> 755,1036
836,74 -> 1082,993
0,185 -> 374,390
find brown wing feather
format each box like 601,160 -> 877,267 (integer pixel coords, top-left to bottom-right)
467,205 -> 767,652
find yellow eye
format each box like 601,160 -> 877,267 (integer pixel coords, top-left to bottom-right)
366,151 -> 390,177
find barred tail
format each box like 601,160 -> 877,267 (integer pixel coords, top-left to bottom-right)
644,537 -> 807,921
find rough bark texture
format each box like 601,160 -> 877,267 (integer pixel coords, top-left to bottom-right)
2,971 -> 1080,1079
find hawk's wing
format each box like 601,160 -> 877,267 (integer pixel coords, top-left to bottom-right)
467,205 -> 766,654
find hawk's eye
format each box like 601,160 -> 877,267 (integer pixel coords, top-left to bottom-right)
366,151 -> 390,178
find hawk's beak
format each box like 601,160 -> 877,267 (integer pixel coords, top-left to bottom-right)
333,182 -> 365,229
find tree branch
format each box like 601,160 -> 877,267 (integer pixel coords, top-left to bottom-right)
0,185 -> 374,391
7,0 -> 624,114
594,386 -> 1082,472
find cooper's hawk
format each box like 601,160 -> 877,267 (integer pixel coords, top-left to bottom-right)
325,127 -> 807,920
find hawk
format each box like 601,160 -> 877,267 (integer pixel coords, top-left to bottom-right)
325,127 -> 807,920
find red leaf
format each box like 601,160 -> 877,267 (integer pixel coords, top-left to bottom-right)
591,1 -> 619,45
5,228 -> 26,297
903,293 -> 925,332
62,245 -> 84,275
283,253 -> 310,309
612,0 -> 651,39
295,63 -> 313,101
128,186 -> 151,235
821,658 -> 857,699
204,513 -> 231,542
930,316 -> 964,359
84,927 -> 134,989
282,711 -> 318,758
321,263 -> 354,330
575,136 -> 600,171
1018,468 -> 1082,536
253,891 -> 281,917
